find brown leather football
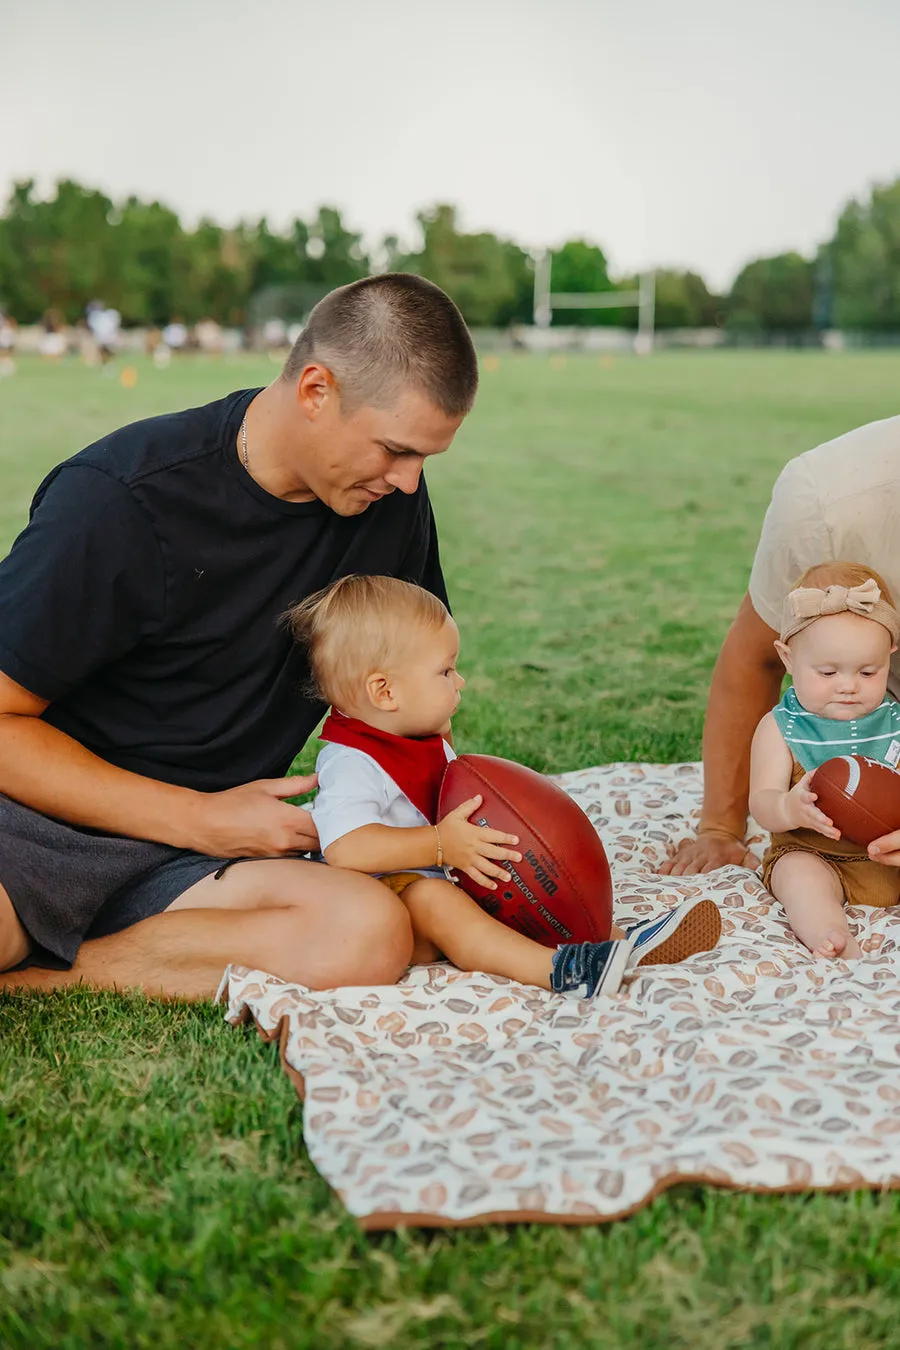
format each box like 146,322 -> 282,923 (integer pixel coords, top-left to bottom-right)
809,755 -> 900,848
438,753 -> 613,946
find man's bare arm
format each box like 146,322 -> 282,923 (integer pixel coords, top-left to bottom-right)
0,669 -> 318,856
660,593 -> 784,875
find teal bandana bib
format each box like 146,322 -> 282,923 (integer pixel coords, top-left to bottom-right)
772,686 -> 900,773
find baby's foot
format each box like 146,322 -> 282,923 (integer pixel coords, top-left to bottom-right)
810,929 -> 862,960
550,939 -> 629,997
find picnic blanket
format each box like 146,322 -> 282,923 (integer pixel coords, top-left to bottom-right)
220,762 -> 900,1229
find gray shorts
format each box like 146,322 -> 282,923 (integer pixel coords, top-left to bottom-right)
0,793 -> 234,969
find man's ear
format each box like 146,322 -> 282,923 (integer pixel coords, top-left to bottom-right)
295,362 -> 336,420
364,672 -> 398,713
773,639 -> 792,674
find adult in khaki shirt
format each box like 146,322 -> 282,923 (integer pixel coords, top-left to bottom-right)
663,413 -> 900,876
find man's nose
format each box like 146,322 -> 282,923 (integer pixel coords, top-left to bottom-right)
385,460 -> 423,495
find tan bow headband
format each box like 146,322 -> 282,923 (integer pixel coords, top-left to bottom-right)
780,577 -> 900,643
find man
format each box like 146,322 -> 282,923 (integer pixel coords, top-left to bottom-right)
662,413 -> 900,877
0,274 -> 477,999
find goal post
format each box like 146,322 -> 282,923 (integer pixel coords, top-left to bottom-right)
532,249 -> 656,353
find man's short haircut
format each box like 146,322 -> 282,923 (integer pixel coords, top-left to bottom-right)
287,574 -> 450,709
792,561 -> 896,607
281,273 -> 478,416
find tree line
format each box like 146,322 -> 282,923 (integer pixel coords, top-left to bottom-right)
1,177 -> 898,332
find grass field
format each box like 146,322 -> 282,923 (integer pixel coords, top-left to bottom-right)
1,350 -> 900,1348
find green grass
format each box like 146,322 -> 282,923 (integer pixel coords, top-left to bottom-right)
2,350 -> 900,1348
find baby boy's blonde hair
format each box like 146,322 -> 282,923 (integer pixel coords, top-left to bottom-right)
287,574 -> 450,709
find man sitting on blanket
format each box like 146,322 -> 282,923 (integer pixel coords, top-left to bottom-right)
0,275 -> 474,999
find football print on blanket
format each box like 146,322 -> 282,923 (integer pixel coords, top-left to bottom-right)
438,754 -> 613,946
809,755 -> 900,848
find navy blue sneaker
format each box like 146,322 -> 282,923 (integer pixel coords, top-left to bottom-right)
624,896 -> 721,971
551,939 -> 629,998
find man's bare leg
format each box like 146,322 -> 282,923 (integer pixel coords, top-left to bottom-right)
0,884 -> 30,970
163,856 -> 394,915
0,869 -> 414,1000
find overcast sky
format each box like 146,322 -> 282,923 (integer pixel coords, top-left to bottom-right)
2,0 -> 899,290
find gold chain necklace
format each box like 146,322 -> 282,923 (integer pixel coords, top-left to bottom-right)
240,415 -> 249,471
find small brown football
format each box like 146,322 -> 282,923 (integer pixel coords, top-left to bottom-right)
438,753 -> 613,946
809,755 -> 900,848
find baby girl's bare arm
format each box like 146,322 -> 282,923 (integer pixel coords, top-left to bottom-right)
749,713 -> 839,838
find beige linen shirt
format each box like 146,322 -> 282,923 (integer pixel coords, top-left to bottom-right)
748,414 -> 900,698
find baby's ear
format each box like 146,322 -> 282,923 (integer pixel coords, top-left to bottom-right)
364,671 -> 397,712
773,639 -> 792,673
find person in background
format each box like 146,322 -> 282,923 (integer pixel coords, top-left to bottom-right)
195,318 -> 224,357
0,307 -> 16,376
86,301 -> 121,366
39,309 -> 68,360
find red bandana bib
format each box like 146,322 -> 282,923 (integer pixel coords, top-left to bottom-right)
319,710 -> 449,824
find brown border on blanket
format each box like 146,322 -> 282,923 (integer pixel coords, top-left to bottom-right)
356,1176 -> 900,1231
233,1004 -> 900,1232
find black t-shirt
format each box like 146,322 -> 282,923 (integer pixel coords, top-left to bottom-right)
0,389 -> 447,791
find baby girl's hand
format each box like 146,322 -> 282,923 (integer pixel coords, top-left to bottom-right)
438,794 -> 522,890
785,771 -> 841,839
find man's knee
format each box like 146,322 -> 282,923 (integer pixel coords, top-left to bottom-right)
268,880 -> 413,989
329,883 -> 415,985
0,883 -> 31,973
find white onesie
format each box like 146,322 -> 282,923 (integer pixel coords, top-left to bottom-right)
310,739 -> 456,880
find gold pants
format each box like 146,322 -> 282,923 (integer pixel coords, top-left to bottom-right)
762,756 -> 900,908
762,838 -> 900,908
379,871 -> 430,897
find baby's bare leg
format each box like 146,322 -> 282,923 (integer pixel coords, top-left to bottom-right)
400,877 -> 559,988
768,851 -> 862,959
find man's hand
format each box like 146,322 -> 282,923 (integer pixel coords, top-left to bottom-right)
438,794 -> 521,890
663,595 -> 785,879
188,775 -> 320,857
661,830 -> 760,876
868,831 -> 900,866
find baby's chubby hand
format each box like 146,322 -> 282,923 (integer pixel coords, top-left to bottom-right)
438,794 -> 522,891
785,771 -> 841,839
